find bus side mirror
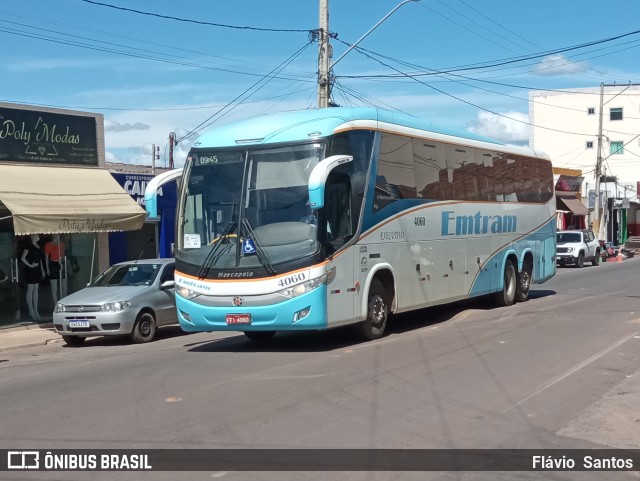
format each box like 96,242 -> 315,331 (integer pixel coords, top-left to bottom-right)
308,155 -> 353,209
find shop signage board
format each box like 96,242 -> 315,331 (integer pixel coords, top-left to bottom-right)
111,173 -> 177,209
0,107 -> 98,166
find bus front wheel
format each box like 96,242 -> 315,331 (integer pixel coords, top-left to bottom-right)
495,260 -> 516,307
355,279 -> 388,341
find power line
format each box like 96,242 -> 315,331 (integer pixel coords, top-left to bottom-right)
336,33 -> 640,82
340,42 -> 597,138
79,0 -> 312,33
176,41 -> 313,144
0,22 -> 311,82
453,0 -> 544,52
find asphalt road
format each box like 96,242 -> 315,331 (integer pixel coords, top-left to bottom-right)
1,259 -> 640,481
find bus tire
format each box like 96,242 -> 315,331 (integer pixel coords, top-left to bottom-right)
244,331 -> 276,342
515,259 -> 532,303
495,260 -> 516,307
355,279 -> 388,341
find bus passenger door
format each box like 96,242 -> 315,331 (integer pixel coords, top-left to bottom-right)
324,174 -> 357,325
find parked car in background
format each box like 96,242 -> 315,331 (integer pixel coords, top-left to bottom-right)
52,258 -> 176,346
556,230 -> 600,267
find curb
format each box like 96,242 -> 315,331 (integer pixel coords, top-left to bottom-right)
0,322 -> 62,352
0,338 -> 62,353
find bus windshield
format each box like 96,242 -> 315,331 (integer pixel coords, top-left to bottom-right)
178,142 -> 325,270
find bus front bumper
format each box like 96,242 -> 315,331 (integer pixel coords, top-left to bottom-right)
175,286 -> 328,332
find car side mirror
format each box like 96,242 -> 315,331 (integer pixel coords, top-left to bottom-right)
160,280 -> 175,290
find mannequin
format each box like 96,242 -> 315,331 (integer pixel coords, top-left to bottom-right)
45,234 -> 67,303
21,234 -> 45,320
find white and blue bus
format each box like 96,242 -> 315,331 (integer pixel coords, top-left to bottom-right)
147,108 -> 556,341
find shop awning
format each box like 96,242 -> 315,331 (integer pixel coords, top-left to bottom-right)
559,196 -> 589,216
0,165 -> 147,235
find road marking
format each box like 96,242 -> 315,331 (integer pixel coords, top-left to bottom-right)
502,330 -> 640,413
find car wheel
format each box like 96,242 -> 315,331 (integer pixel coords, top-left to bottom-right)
576,252 -> 584,268
354,279 -> 388,341
62,335 -> 86,347
592,252 -> 600,266
131,312 -> 157,343
495,260 -> 516,307
244,331 -> 276,342
515,259 -> 532,303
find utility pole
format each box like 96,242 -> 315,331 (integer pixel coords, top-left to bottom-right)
316,0 -> 418,109
168,132 -> 176,169
151,144 -> 160,174
317,0 -> 331,109
593,82 -> 604,237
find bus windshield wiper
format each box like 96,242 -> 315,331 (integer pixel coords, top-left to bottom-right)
197,221 -> 237,279
241,218 -> 277,276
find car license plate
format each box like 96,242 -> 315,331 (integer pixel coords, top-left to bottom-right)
69,320 -> 90,328
226,314 -> 251,325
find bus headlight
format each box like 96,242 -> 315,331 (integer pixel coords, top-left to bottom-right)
176,286 -> 199,300
276,269 -> 335,299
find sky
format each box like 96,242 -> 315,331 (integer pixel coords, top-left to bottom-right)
2,0 -> 640,168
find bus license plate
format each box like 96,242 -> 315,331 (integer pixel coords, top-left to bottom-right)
226,314 -> 251,325
69,320 -> 90,328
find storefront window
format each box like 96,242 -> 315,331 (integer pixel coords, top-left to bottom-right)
0,226 -> 99,327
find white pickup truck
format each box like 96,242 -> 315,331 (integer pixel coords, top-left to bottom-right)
556,229 -> 601,267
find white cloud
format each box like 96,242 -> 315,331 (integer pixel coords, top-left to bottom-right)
104,120 -> 150,132
534,54 -> 589,76
467,111 -> 529,145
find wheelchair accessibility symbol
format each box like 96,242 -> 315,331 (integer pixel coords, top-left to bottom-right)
242,238 -> 257,255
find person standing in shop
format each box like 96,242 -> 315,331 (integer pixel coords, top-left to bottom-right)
21,234 -> 45,320
45,234 -> 67,303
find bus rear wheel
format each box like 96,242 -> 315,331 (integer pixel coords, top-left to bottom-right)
495,260 -> 516,307
355,279 -> 388,341
515,260 -> 532,303
244,331 -> 276,342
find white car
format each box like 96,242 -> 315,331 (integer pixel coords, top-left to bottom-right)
556,230 -> 600,267
52,258 -> 176,346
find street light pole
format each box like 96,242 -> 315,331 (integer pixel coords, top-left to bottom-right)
317,0 -> 419,108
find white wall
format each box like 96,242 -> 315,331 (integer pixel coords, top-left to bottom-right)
530,85 -> 640,201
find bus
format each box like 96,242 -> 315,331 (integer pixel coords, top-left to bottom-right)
146,107 -> 556,342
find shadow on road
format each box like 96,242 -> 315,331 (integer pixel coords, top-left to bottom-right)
60,325 -> 192,348
185,289 -> 556,354
527,289 -> 556,300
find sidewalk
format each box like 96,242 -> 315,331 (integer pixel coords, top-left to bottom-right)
0,322 -> 61,352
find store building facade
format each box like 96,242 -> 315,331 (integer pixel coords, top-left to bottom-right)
0,102 -> 147,327
108,170 -> 177,264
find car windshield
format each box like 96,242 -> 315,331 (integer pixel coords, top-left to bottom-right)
557,232 -> 581,243
90,263 -> 163,287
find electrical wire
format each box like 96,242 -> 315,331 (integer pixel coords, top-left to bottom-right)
79,0 -> 312,33
176,41 -> 313,144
